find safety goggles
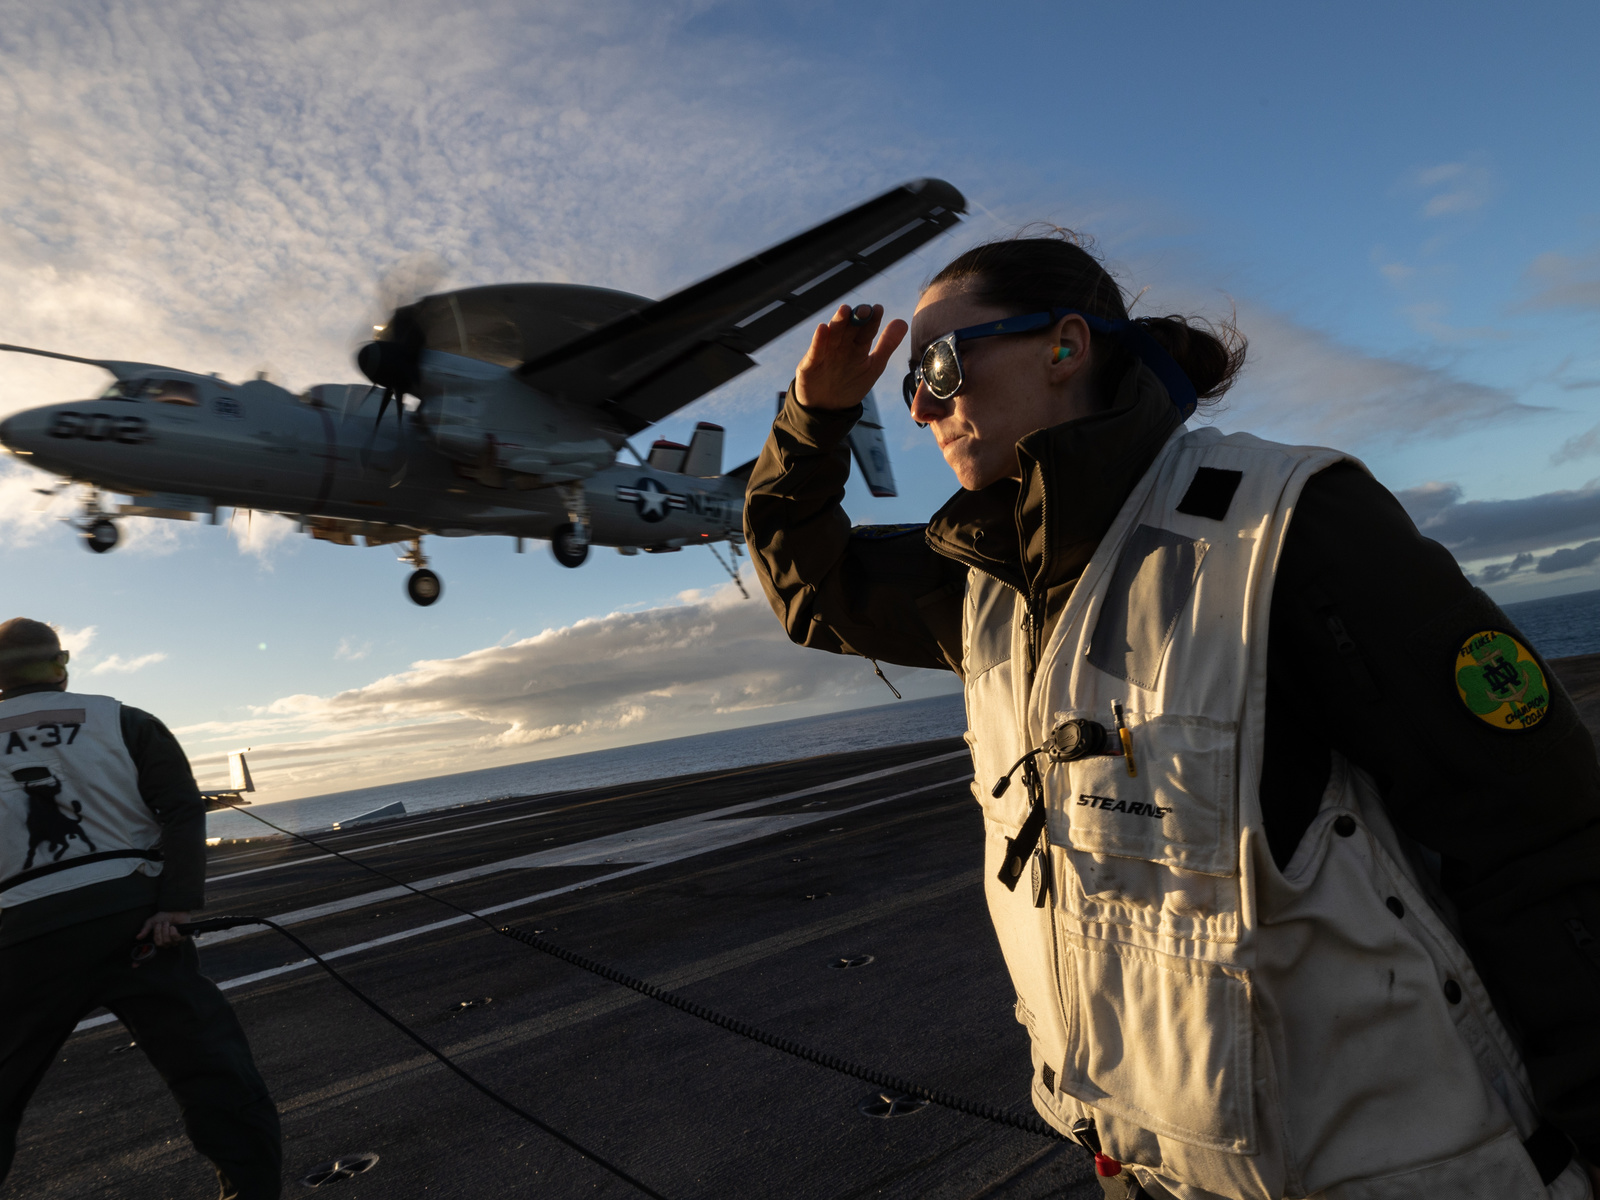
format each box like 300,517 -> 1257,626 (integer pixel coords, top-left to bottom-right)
901,311 -> 1061,409
900,307 -> 1199,421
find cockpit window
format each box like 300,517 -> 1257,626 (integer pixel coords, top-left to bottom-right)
150,380 -> 200,405
101,378 -> 201,405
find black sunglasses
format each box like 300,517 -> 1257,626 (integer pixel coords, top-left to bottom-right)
901,311 -> 1064,411
900,307 -> 1201,424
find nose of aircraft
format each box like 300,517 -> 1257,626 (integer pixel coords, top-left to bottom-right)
0,407 -> 49,458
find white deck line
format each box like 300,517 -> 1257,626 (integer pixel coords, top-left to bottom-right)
198,751 -> 969,940
74,758 -> 971,1035
208,750 -> 965,884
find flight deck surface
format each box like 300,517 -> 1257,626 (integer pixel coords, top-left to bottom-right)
6,738 -> 1098,1200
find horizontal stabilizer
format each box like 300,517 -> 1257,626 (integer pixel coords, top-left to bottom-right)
848,390 -> 897,497
517,178 -> 966,432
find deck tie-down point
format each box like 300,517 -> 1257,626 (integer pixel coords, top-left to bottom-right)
860,1091 -> 929,1119
299,1152 -> 379,1188
829,955 -> 875,969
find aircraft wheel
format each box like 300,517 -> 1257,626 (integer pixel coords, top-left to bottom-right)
406,568 -> 442,606
551,523 -> 589,568
83,519 -> 119,554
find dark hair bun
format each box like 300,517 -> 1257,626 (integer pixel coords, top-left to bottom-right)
1133,314 -> 1246,402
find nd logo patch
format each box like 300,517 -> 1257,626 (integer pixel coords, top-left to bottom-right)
1455,630 -> 1550,732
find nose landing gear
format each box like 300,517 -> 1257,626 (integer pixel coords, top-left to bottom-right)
75,489 -> 120,554
399,538 -> 442,606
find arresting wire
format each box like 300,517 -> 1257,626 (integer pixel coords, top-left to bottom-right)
214,788 -> 1066,1144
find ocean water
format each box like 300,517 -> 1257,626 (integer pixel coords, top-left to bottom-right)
207,691 -> 969,840
206,588 -> 1600,841
1502,587 -> 1600,660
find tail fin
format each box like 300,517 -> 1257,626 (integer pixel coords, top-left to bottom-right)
647,439 -> 688,472
228,751 -> 255,794
681,422 -> 724,476
847,389 -> 897,497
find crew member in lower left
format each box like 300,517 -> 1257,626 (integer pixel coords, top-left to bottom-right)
0,616 -> 281,1199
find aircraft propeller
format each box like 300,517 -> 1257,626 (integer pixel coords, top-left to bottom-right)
354,256 -> 445,487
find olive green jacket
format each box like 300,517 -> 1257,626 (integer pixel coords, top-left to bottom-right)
745,368 -> 1600,1161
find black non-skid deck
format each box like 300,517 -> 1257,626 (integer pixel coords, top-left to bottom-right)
5,737 -> 1098,1200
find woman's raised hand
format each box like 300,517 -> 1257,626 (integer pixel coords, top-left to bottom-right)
794,303 -> 908,411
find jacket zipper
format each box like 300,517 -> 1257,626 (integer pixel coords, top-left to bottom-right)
1316,602 -> 1381,695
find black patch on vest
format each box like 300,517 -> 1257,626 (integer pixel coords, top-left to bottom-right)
1041,1063 -> 1055,1093
1176,467 -> 1243,521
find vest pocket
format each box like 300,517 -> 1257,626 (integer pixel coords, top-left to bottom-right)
1059,929 -> 1258,1154
1052,713 -> 1237,875
1047,714 -> 1240,941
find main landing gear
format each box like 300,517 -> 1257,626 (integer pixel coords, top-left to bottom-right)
550,523 -> 589,568
400,538 -> 442,606
550,483 -> 591,569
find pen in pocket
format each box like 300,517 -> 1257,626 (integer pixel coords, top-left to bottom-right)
1112,701 -> 1137,778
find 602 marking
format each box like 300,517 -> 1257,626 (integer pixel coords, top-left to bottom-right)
47,412 -> 149,445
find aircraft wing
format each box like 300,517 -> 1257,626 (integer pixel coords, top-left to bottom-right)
515,178 -> 966,433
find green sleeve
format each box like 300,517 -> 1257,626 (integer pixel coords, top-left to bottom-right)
743,386 -> 966,675
119,705 -> 207,912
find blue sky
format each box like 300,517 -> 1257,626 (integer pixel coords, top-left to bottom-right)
1,1 -> 1597,800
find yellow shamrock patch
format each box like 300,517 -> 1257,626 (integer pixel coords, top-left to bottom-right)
1454,630 -> 1549,732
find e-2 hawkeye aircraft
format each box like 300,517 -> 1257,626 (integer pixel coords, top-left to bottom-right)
0,179 -> 965,604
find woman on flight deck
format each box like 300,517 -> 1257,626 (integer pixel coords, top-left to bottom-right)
742,231 -> 1600,1200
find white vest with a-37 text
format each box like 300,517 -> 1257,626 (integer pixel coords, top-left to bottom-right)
0,690 -> 164,910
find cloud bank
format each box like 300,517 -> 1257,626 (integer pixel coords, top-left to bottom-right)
1396,479 -> 1600,585
178,580 -> 958,800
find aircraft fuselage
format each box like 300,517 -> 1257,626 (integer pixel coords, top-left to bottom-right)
0,372 -> 744,553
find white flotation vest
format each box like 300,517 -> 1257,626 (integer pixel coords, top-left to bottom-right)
0,690 -> 163,910
963,427 -> 1588,1200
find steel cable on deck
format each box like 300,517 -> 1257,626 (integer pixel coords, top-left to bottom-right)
217,791 -> 1067,1145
